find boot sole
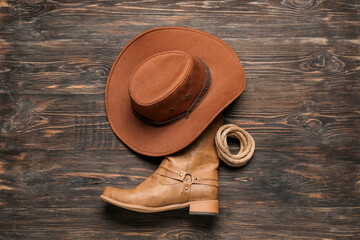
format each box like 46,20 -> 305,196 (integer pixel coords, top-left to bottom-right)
100,195 -> 218,215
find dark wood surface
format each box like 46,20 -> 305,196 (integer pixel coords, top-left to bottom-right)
1,0 -> 359,239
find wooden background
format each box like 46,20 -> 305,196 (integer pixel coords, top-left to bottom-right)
1,0 -> 359,239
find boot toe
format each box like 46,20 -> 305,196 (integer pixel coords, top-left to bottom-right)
102,186 -> 141,205
102,186 -> 126,202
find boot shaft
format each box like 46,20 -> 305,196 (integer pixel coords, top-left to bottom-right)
166,114 -> 224,172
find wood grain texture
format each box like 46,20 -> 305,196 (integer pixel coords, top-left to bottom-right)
0,0 -> 359,239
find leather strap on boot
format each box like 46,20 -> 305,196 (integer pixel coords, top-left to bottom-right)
155,159 -> 219,188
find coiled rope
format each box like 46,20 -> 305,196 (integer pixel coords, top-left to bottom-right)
215,124 -> 255,167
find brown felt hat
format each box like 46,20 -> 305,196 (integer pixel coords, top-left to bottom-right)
106,27 -> 245,156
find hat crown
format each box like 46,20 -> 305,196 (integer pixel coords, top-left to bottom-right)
129,51 -> 206,123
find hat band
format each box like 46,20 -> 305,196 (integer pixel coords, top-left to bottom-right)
132,57 -> 212,126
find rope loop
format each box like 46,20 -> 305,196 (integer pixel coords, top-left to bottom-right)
215,124 -> 255,167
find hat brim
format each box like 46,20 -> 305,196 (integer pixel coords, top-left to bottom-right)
106,27 -> 245,156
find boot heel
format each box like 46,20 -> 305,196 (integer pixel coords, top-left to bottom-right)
189,200 -> 219,215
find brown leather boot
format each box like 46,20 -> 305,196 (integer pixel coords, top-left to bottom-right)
101,115 -> 223,215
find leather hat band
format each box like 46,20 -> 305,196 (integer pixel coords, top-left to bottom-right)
132,57 -> 212,126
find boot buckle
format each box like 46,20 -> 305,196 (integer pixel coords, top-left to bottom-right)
180,172 -> 192,183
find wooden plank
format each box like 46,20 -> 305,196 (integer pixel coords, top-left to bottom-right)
0,149 -> 358,209
0,38 -> 359,95
1,0 -> 359,40
0,206 -> 359,239
1,92 -> 358,152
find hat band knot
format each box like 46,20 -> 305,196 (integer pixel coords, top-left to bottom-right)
132,57 -> 212,126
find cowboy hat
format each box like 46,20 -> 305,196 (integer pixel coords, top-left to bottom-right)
105,27 -> 245,156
